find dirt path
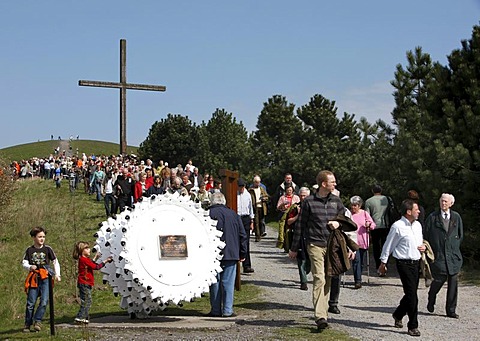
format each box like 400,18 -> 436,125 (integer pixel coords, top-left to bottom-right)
58,139 -> 72,158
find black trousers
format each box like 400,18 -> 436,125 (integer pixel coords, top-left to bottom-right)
371,228 -> 389,269
117,195 -> 132,212
329,275 -> 340,308
428,273 -> 458,315
393,259 -> 420,329
240,215 -> 252,268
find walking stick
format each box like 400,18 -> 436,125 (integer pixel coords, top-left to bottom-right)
235,261 -> 241,291
366,247 -> 370,284
48,272 -> 55,336
366,229 -> 370,284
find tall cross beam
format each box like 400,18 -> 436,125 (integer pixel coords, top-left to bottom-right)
79,39 -> 166,155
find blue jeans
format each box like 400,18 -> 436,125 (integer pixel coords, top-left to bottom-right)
94,182 -> 102,201
88,175 -> 94,194
25,277 -> 49,326
104,193 -> 117,217
76,284 -> 93,319
297,257 -> 311,284
353,248 -> 368,283
209,260 -> 237,316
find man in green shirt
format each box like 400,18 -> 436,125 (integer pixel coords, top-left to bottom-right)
365,184 -> 389,273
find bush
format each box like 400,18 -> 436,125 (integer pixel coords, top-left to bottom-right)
0,157 -> 16,228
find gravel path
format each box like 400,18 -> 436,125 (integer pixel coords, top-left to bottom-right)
95,224 -> 480,340
250,226 -> 480,341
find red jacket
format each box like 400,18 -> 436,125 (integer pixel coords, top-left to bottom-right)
134,181 -> 147,203
77,256 -> 104,286
145,176 -> 153,189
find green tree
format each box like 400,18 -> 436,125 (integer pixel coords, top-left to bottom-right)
296,94 -> 340,185
196,108 -> 251,176
430,26 -> 480,261
389,47 -> 436,203
249,95 -> 304,190
366,119 -> 398,197
390,26 -> 480,262
138,114 -> 198,166
295,94 -> 366,195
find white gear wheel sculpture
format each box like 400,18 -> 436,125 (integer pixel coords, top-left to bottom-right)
93,192 -> 225,317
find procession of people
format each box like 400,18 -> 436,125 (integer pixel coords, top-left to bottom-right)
13,152 -> 465,338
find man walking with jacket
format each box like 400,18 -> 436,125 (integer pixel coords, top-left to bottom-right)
288,170 -> 346,330
378,199 -> 425,337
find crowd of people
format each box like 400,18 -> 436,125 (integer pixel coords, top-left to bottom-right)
10,154 -> 224,216
284,173 -> 463,337
15,154 -> 464,337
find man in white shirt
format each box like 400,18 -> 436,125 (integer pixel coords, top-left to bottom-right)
237,178 -> 255,273
378,199 -> 425,337
103,171 -> 116,218
43,160 -> 51,180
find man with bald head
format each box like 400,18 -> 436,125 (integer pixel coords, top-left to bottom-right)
423,193 -> 463,319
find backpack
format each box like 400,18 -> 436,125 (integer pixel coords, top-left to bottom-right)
384,196 -> 401,228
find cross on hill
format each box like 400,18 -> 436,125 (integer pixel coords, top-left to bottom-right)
79,39 -> 166,155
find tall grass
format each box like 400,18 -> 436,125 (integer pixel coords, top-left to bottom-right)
0,178 -> 116,339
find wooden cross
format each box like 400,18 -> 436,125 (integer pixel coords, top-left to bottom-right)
219,169 -> 243,291
79,39 -> 166,155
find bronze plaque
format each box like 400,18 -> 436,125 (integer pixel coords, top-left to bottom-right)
159,235 -> 188,258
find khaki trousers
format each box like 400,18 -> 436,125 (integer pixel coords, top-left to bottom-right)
307,244 -> 331,320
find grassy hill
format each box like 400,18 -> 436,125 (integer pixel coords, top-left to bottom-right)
0,140 -> 139,162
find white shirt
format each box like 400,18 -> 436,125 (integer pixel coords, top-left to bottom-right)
341,208 -> 357,243
192,175 -> 199,187
253,187 -> 262,207
237,190 -> 254,219
441,209 -> 450,220
380,216 -> 423,263
105,178 -> 114,194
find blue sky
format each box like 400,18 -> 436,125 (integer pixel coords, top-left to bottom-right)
1,1 -> 479,148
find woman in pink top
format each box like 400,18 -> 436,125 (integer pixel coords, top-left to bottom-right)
350,195 -> 376,288
276,185 -> 300,214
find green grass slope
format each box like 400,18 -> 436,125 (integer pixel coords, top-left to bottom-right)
0,140 -> 138,162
